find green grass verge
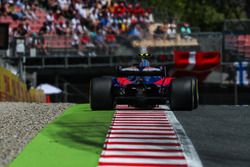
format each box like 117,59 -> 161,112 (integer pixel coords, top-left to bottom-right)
9,104 -> 114,167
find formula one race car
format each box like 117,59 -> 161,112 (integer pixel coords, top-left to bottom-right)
90,53 -> 199,111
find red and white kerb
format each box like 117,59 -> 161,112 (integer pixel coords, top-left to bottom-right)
98,106 -> 202,167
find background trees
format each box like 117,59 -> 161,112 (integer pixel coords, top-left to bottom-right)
131,0 -> 248,31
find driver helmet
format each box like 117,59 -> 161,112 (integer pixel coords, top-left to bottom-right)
139,53 -> 151,67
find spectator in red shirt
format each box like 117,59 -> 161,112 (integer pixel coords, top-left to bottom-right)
105,28 -> 117,54
127,3 -> 133,14
80,31 -> 90,45
118,2 -> 126,15
130,14 -> 138,25
113,2 -> 120,15
114,2 -> 126,17
55,18 -> 66,35
105,31 -> 116,44
133,3 -> 144,16
53,9 -> 62,21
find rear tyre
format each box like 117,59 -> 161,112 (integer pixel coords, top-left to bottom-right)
170,78 -> 197,111
90,77 -> 114,110
192,78 -> 199,109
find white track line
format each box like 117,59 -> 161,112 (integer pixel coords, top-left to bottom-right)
161,105 -> 203,167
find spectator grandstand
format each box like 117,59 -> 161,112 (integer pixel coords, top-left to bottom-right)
0,0 -> 198,57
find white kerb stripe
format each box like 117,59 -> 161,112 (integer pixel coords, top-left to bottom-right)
113,120 -> 169,123
112,123 -> 171,126
106,138 -> 180,143
105,144 -> 181,150
114,116 -> 167,118
116,112 -> 165,114
113,118 -> 168,120
101,151 -> 185,157
99,157 -> 187,165
108,134 -> 177,138
111,126 -> 173,130
109,130 -> 174,133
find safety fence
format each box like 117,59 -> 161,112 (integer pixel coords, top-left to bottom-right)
223,19 -> 250,62
0,66 -> 45,102
6,32 -> 221,58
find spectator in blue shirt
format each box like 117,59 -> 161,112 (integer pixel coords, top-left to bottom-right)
180,23 -> 192,39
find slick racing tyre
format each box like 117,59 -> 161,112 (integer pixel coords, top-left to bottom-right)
184,77 -> 199,109
90,77 -> 114,110
191,78 -> 199,109
170,78 -> 198,111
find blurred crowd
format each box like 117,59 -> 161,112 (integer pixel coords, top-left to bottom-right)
0,0 -> 192,56
1,0 -> 154,53
43,0 -> 155,50
153,20 -> 192,40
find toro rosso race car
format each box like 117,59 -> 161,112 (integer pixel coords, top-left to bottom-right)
90,54 -> 199,111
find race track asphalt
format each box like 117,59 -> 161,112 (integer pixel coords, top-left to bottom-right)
174,105 -> 250,167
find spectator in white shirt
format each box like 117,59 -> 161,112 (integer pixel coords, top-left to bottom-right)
71,15 -> 80,29
58,0 -> 70,11
46,11 -> 54,23
167,22 -> 176,39
79,6 -> 88,19
23,22 -> 31,34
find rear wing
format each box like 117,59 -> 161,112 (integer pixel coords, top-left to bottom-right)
116,66 -> 167,77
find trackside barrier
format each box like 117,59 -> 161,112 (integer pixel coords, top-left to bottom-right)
0,67 -> 46,102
